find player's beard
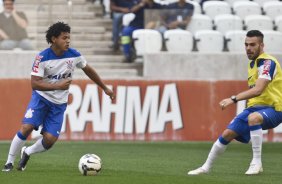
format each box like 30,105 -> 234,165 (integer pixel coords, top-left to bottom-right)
247,47 -> 261,60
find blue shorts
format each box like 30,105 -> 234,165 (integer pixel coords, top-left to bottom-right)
22,91 -> 67,137
228,106 -> 282,143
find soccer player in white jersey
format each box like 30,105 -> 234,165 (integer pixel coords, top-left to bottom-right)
188,30 -> 282,175
2,22 -> 115,171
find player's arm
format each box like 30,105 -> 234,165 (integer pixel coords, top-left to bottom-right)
82,64 -> 115,100
31,75 -> 72,91
233,78 -> 269,101
220,78 -> 270,110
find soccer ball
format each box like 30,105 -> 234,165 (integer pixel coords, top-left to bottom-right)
78,153 -> 102,176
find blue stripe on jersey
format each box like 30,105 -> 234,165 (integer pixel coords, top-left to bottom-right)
257,59 -> 276,79
39,48 -> 81,62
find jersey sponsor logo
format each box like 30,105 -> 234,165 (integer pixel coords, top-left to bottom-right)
47,73 -> 72,80
262,60 -> 271,76
25,108 -> 34,118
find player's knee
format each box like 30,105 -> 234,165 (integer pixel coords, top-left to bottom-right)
248,112 -> 263,126
20,124 -> 34,137
42,134 -> 58,150
221,129 -> 237,142
42,138 -> 55,150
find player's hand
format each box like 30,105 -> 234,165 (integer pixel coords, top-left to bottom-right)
104,87 -> 115,100
56,79 -> 72,90
219,98 -> 233,110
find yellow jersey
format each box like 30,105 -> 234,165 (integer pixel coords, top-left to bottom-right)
247,53 -> 282,111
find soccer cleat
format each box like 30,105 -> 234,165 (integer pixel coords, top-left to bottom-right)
2,163 -> 13,172
187,167 -> 209,175
17,146 -> 30,171
245,163 -> 263,175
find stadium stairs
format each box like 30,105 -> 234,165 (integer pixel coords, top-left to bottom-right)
15,0 -> 143,79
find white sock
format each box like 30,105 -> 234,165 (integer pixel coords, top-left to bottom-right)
25,138 -> 47,155
201,139 -> 227,171
6,133 -> 26,165
250,128 -> 263,165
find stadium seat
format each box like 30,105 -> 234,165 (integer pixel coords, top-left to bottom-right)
275,15 -> 282,32
186,14 -> 213,34
244,15 -> 273,31
187,0 -> 202,14
253,0 -> 279,6
263,1 -> 282,20
214,14 -> 243,34
225,0 -> 250,6
202,1 -> 231,19
261,30 -> 282,53
164,30 -> 193,53
132,29 -> 162,56
194,30 -> 224,52
225,30 -> 247,52
233,1 -> 261,19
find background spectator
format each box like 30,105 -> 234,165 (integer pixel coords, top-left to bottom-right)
109,0 -> 132,52
162,0 -> 194,31
121,0 -> 162,62
0,0 -> 33,50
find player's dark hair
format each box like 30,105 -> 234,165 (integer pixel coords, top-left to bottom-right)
45,22 -> 71,44
246,30 -> 264,42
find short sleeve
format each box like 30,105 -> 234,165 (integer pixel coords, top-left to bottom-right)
30,55 -> 44,77
258,59 -> 276,81
75,55 -> 87,69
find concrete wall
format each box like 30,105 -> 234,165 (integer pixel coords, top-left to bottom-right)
144,52 -> 282,80
0,51 -> 37,78
2,51 -> 282,80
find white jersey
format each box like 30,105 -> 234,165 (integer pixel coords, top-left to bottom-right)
31,47 -> 87,104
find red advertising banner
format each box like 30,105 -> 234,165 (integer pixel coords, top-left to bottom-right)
0,79 -> 281,141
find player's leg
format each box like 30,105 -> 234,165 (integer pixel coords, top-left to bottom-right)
245,112 -> 263,175
17,132 -> 58,171
188,109 -> 251,175
245,108 -> 282,175
17,100 -> 67,171
188,129 -> 237,175
2,124 -> 34,172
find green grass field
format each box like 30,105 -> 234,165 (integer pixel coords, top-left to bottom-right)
1,141 -> 282,184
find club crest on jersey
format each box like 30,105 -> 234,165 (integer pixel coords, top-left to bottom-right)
25,108 -> 34,118
66,60 -> 73,70
32,55 -> 43,73
262,59 -> 271,76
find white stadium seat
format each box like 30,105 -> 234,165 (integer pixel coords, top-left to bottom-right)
194,30 -> 224,52
261,30 -> 282,53
253,0 -> 278,6
233,1 -> 261,19
164,30 -> 193,53
225,30 -> 247,52
186,14 -> 213,34
225,0 -> 250,6
132,29 -> 162,56
275,16 -> 282,32
187,0 -> 202,14
244,15 -> 273,31
263,1 -> 282,20
214,14 -> 243,34
202,1 -> 231,19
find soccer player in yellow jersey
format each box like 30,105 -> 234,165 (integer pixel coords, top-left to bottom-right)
188,30 -> 282,175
